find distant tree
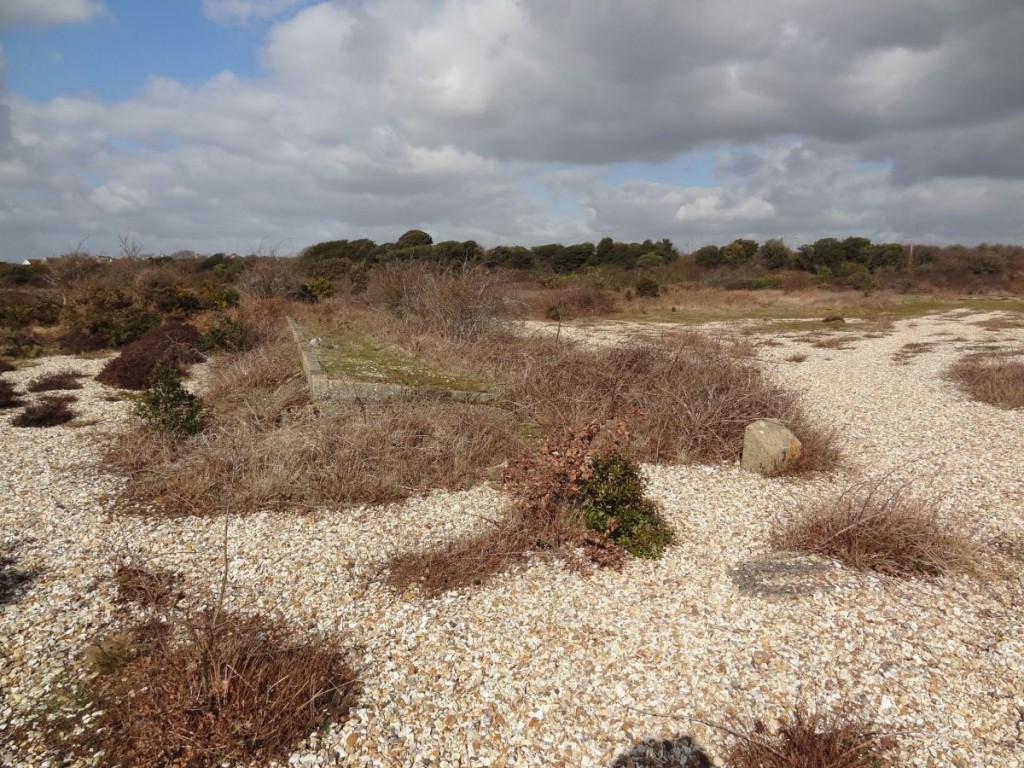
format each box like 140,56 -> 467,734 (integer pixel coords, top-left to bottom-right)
694,244 -> 723,268
795,238 -> 844,274
866,243 -> 905,271
595,237 -> 615,264
760,238 -> 791,270
721,238 -> 759,265
656,239 -> 678,261
396,229 -> 433,249
531,243 -> 566,269
636,252 -> 664,268
551,242 -> 595,273
487,245 -> 534,269
841,237 -> 872,266
298,238 -> 381,277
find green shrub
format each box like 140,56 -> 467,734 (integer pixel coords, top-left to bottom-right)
203,315 -> 253,353
61,289 -> 161,351
297,276 -> 335,303
635,277 -> 660,298
198,284 -> 241,310
583,450 -> 674,558
136,365 -> 204,437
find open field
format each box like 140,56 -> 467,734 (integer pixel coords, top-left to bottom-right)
2,305 -> 1023,767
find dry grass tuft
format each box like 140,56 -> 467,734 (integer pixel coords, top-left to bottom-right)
109,398 -> 527,515
11,395 -> 77,428
785,353 -> 809,363
772,479 -> 981,577
26,369 -> 85,392
810,336 -> 853,350
947,352 -> 1024,409
66,610 -> 358,768
891,342 -> 935,365
727,706 -> 896,768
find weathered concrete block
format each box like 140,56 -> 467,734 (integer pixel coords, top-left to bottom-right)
741,419 -> 801,476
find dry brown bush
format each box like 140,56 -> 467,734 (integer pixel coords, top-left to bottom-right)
66,610 -> 357,767
96,322 -> 205,390
0,378 -> 23,409
480,333 -> 838,472
12,395 -> 77,428
26,369 -> 85,392
947,352 -> 1024,409
367,261 -> 508,340
727,706 -> 896,768
112,561 -> 183,609
386,420 -> 624,595
772,479 -> 980,577
533,280 -> 619,320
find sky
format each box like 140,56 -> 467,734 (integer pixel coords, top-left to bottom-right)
1,0 -> 1023,261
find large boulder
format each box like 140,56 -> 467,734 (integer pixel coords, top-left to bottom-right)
741,419 -> 801,476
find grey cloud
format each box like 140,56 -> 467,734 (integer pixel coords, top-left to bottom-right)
3,0 -> 1024,259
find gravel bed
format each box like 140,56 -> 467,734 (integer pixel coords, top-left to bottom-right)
1,311 -> 1023,767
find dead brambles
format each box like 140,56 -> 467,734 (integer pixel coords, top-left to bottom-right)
771,478 -> 981,577
386,420 -> 673,596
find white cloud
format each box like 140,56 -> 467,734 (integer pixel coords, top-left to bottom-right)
202,0 -> 308,26
675,196 -> 776,223
0,0 -> 105,28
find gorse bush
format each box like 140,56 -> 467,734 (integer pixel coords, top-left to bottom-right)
386,421 -> 672,596
136,365 -> 204,438
61,289 -> 160,351
583,450 -> 674,558
203,314 -> 253,352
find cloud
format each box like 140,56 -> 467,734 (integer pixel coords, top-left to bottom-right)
202,0 -> 309,26
0,0 -> 105,28
2,0 -> 1023,259
583,141 -> 1024,246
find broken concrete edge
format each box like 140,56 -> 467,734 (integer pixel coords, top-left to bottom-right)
286,316 -> 498,403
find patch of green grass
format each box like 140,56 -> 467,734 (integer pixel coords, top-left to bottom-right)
311,327 -> 490,392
